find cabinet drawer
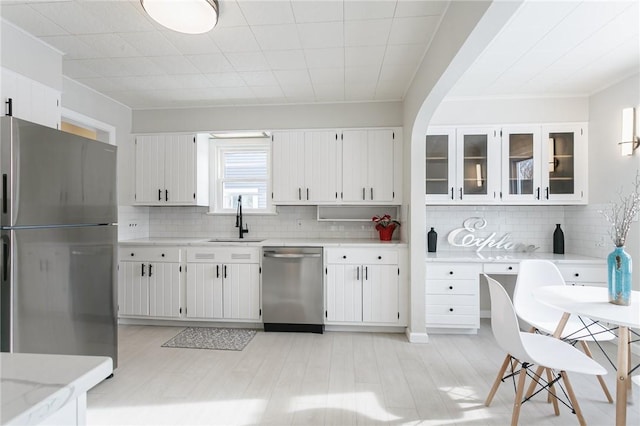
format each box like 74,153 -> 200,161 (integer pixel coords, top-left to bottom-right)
483,262 -> 519,274
427,303 -> 477,316
119,246 -> 181,262
186,247 -> 259,263
426,279 -> 477,295
426,294 -> 478,307
426,263 -> 481,280
426,313 -> 479,327
325,248 -> 398,265
558,264 -> 606,284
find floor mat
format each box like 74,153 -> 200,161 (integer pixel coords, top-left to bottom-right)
161,327 -> 257,351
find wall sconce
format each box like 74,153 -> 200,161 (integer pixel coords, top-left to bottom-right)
619,107 -> 639,156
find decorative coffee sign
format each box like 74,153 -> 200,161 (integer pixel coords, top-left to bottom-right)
447,217 -> 539,253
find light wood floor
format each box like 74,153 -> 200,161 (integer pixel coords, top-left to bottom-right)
88,321 -> 639,425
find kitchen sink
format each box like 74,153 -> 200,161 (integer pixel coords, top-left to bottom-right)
206,238 -> 265,243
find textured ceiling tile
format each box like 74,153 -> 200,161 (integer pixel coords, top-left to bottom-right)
211,26 -> 260,53
304,48 -> 345,69
237,0 -> 295,26
224,51 -> 270,72
297,22 -> 344,49
264,50 -> 308,70
344,19 -> 392,47
0,4 -> 67,37
252,24 -> 302,51
291,0 -> 343,23
344,0 -> 397,21
187,53 -> 236,73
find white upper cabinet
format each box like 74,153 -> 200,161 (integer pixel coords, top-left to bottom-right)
427,123 -> 587,205
426,127 -> 500,204
342,129 -> 399,204
500,123 -> 587,204
1,68 -> 61,129
135,133 -> 209,206
272,130 -> 341,204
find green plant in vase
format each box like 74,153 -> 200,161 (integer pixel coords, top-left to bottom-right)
599,171 -> 640,305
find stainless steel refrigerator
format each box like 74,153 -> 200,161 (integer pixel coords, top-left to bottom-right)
0,116 -> 118,366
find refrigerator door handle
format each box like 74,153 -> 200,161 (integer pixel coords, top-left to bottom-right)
2,174 -> 7,214
2,235 -> 9,282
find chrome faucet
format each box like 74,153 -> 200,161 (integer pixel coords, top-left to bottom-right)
235,195 -> 249,239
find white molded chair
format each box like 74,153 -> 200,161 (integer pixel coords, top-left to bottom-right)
484,274 -> 607,426
513,259 -> 614,402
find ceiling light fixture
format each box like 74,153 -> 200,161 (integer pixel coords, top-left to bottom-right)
619,107 -> 639,156
141,0 -> 219,34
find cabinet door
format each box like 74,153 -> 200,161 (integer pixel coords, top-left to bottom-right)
367,130 -> 395,202
541,124 -> 586,203
500,126 -> 541,203
135,135 -> 165,205
186,263 -> 223,319
305,131 -> 341,203
426,128 -> 456,203
118,261 -> 149,316
164,134 -> 197,204
362,264 -> 398,323
326,264 -> 362,322
455,127 -> 500,203
341,130 -> 369,202
149,262 -> 181,318
223,263 -> 260,320
272,131 -> 306,203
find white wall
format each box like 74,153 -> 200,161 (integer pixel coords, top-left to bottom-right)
430,96 -> 589,125
581,73 -> 640,288
0,19 -> 61,90
402,0 -> 523,342
132,101 -> 402,133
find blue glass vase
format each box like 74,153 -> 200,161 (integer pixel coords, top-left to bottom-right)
607,246 -> 632,306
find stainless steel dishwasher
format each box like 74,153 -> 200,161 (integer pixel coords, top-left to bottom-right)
262,247 -> 324,333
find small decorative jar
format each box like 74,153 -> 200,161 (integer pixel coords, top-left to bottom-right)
607,246 -> 632,306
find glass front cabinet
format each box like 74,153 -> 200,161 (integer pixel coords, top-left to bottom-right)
426,127 -> 500,204
427,123 -> 587,205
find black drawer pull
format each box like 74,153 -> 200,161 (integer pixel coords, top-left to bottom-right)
507,266 -> 513,270
574,273 -> 579,277
449,286 -> 453,290
161,253 -> 165,257
130,252 -> 134,257
343,255 -> 346,259
449,271 -> 454,275
378,256 -> 382,260
449,308 -> 454,312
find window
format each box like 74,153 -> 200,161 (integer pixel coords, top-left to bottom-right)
211,138 -> 272,213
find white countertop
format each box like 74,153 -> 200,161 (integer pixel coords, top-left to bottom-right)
119,237 -> 408,248
425,251 -> 605,264
1,353 -> 112,426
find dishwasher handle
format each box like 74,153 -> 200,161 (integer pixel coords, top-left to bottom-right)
263,252 -> 321,259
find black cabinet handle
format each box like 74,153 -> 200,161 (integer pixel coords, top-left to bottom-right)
161,253 -> 165,257
298,188 -> 301,200
224,265 -> 227,279
536,187 -> 540,200
343,255 -> 346,259
378,256 -> 382,260
130,252 -> 134,257
165,190 -> 168,201
370,188 -> 373,200
357,266 -> 360,280
574,273 -> 579,277
158,189 -> 162,201
365,266 -> 368,280
545,187 -> 549,200
3,238 -> 9,282
216,264 -> 219,278
149,264 -> 153,277
141,263 -> 145,277
5,98 -> 12,116
449,271 -> 454,275
362,188 -> 365,200
450,187 -> 454,200
507,266 -> 513,270
459,188 -> 463,200
306,188 -> 309,200
449,308 -> 454,312
449,286 -> 453,290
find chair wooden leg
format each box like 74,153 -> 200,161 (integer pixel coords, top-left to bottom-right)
579,340 -> 614,403
525,365 -> 545,398
545,368 -> 560,416
511,363 -> 529,426
561,371 -> 587,426
486,354 -> 512,406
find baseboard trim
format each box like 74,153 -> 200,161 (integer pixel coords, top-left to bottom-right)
406,328 -> 429,343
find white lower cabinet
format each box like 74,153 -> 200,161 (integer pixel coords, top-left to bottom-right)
557,263 -> 606,287
118,247 -> 182,318
425,263 -> 481,330
325,248 -> 400,325
186,247 -> 260,321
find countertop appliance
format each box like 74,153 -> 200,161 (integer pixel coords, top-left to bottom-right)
262,247 -> 323,333
0,116 -> 118,366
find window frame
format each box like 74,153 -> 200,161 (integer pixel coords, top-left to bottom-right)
209,137 -> 274,215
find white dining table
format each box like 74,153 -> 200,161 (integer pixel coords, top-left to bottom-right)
534,285 -> 640,426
